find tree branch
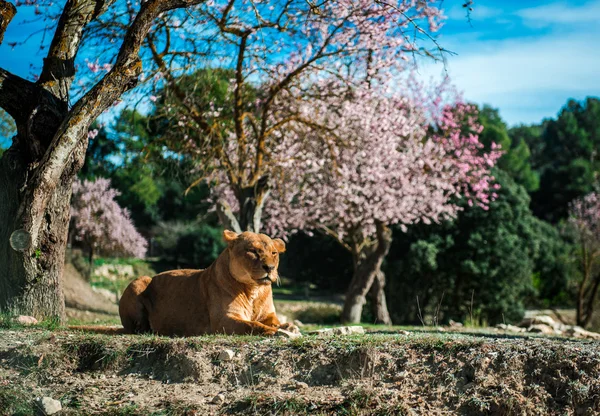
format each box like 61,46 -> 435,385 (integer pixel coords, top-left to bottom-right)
216,199 -> 242,233
0,67 -> 38,126
0,0 -> 16,45
18,0 -> 208,246
39,0 -> 117,101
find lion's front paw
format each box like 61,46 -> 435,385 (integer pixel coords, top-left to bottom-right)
278,322 -> 301,334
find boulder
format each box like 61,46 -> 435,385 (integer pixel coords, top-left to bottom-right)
308,326 -> 365,336
35,397 -> 62,415
217,349 -> 235,361
527,324 -> 555,335
519,315 -> 558,329
211,393 -> 225,405
276,328 -> 303,339
496,324 -> 526,333
564,326 -> 600,340
15,315 -> 38,326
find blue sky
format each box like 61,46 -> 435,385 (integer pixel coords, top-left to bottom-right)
1,0 -> 599,127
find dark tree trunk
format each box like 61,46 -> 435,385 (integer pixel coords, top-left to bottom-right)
368,269 -> 392,325
577,273 -> 600,329
0,141 -> 84,320
217,176 -> 270,234
87,246 -> 95,281
237,176 -> 270,233
341,222 -> 392,324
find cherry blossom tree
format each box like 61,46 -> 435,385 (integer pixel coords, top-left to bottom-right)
568,192 -> 600,328
71,178 -> 147,278
255,82 -> 502,324
145,0 -> 447,233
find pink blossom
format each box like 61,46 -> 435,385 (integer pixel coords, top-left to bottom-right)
71,179 -> 147,258
87,129 -> 99,140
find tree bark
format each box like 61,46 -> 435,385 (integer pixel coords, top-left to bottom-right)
341,222 -> 392,324
236,175 -> 270,233
0,141 -> 84,319
368,269 -> 392,325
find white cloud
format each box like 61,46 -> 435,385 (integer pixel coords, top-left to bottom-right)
516,0 -> 600,25
417,30 -> 600,125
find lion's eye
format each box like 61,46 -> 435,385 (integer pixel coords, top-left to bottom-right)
272,251 -> 277,256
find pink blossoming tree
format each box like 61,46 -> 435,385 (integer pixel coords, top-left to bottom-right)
71,178 -> 147,278
145,0 -> 447,233
252,82 -> 502,323
568,192 -> 600,328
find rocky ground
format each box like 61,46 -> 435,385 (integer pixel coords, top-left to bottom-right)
1,324 -> 599,415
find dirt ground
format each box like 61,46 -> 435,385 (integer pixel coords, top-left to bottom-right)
1,326 -> 599,415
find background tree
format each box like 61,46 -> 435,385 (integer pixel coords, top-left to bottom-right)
386,170 -> 540,325
70,178 -> 147,278
144,1 -> 447,234
529,98 -> 600,223
478,105 -> 539,192
263,84 -> 501,324
568,191 -> 600,328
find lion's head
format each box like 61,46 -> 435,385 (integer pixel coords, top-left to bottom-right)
223,230 -> 286,286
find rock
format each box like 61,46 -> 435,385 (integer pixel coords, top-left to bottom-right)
308,326 -> 365,336
436,327 -> 446,332
211,393 -> 226,405
35,397 -> 62,415
564,326 -> 600,340
398,330 -> 410,335
333,326 -> 365,335
293,319 -> 304,327
217,349 -> 235,361
519,315 -> 557,329
295,381 -> 309,390
449,320 -> 463,328
527,324 -> 555,334
496,324 -> 526,333
275,329 -> 302,339
15,315 -> 38,326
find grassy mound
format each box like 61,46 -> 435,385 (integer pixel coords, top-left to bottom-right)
0,327 -> 598,415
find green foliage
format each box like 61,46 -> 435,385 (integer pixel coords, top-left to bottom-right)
478,105 -> 539,192
278,232 -> 353,293
153,221 -> 225,268
526,97 -> 600,222
385,170 -> 557,325
294,305 -> 342,325
0,383 -> 35,416
529,220 -> 578,307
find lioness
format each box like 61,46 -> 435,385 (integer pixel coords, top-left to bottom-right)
119,230 -> 299,336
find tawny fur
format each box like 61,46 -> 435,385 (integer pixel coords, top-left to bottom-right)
118,230 -> 298,336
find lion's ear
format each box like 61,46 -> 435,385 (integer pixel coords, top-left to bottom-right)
223,230 -> 239,244
272,238 -> 286,254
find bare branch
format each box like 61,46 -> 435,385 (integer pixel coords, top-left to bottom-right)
216,199 -> 242,233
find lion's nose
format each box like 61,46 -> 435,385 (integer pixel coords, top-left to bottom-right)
263,264 -> 274,273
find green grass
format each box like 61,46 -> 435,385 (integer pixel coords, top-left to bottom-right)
0,383 -> 36,416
